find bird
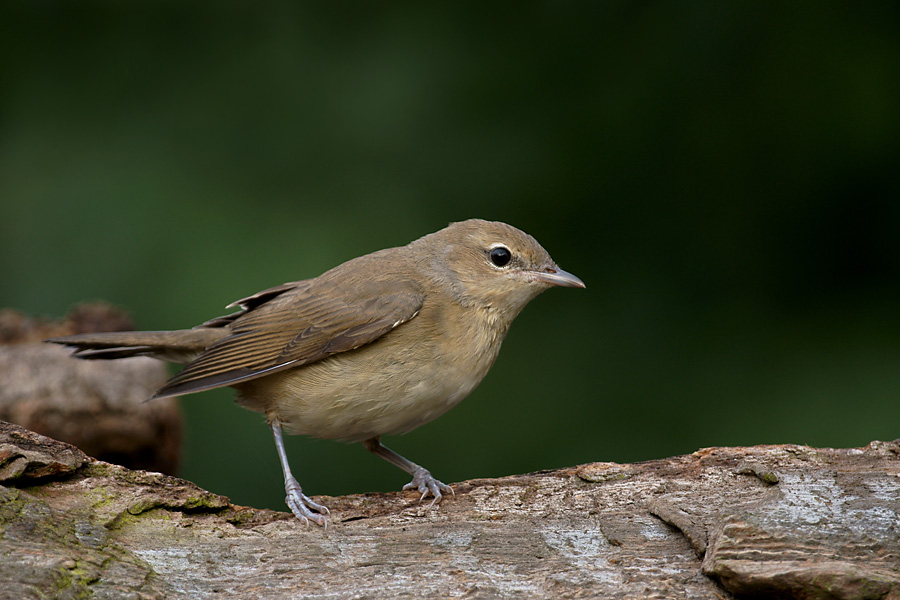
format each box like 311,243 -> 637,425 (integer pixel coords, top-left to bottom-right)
48,218 -> 585,525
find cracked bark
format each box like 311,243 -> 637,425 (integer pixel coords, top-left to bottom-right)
2,420 -> 898,600
2,308 -> 899,599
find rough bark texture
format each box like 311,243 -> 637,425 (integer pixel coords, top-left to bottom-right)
1,420 -> 898,600
2,308 -> 898,598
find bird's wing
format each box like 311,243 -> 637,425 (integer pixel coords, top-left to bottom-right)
198,280 -> 314,328
153,278 -> 423,399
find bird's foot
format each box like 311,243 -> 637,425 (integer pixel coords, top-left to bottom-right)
284,476 -> 329,526
402,467 -> 455,507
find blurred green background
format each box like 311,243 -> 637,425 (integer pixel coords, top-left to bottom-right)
2,3 -> 899,513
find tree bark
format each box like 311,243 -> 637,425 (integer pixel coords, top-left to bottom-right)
1,420 -> 898,600
2,307 -> 898,598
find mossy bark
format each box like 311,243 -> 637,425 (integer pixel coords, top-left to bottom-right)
2,421 -> 898,599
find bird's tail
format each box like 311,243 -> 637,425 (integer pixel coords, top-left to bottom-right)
46,328 -> 226,364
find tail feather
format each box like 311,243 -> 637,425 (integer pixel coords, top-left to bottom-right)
70,345 -> 161,360
46,329 -> 227,365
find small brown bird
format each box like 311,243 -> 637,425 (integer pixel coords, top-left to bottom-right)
49,219 -> 584,525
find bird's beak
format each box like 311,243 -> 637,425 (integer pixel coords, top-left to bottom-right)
530,267 -> 586,289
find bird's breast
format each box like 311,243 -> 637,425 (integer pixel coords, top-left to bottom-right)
236,301 -> 509,442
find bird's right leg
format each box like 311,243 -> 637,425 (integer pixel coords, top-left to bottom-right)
362,437 -> 454,505
270,421 -> 329,526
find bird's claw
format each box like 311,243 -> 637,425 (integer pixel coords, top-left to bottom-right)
285,476 -> 329,527
402,468 -> 454,507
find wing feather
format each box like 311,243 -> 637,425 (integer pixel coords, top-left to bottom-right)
153,276 -> 423,398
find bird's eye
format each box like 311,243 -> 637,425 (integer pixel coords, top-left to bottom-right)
489,246 -> 512,267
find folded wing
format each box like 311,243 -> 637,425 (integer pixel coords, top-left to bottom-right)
154,277 -> 423,398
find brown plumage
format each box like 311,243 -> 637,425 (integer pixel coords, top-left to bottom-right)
49,219 -> 584,525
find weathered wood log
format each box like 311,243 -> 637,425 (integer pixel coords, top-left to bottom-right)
0,305 -> 181,475
2,307 -> 897,598
1,419 -> 897,599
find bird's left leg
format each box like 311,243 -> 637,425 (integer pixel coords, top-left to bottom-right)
362,437 -> 454,505
270,421 -> 329,526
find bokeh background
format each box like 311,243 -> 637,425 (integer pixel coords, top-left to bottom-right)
3,3 -> 899,513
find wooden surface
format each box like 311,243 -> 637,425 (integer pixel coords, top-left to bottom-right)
1,420 -> 898,599
0,306 -> 182,475
1,306 -> 897,598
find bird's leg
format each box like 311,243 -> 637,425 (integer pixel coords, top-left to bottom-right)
270,421 -> 329,526
362,437 -> 454,505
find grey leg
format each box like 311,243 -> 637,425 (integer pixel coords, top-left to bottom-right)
363,437 -> 454,505
271,422 -> 329,526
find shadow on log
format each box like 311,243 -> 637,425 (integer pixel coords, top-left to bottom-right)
1,419 -> 898,599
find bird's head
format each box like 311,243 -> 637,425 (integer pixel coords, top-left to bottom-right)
417,219 -> 585,318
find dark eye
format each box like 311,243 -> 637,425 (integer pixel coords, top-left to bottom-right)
489,246 -> 512,267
